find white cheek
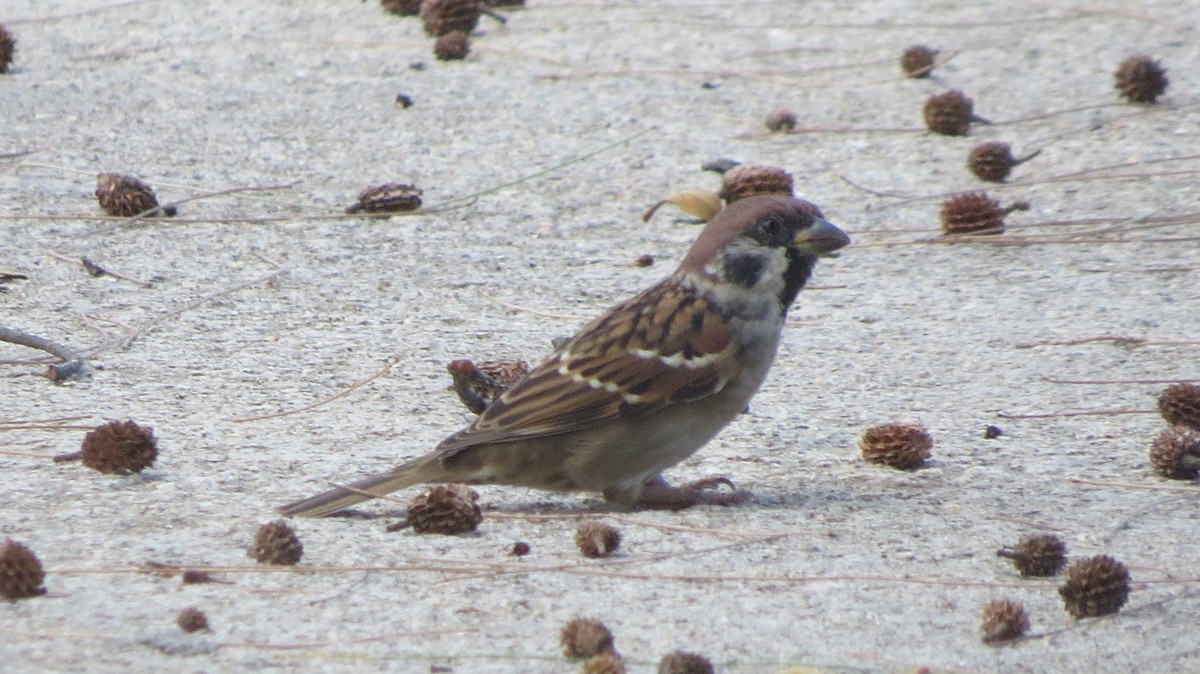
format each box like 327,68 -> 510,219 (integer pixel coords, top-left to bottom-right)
702,247 -> 790,322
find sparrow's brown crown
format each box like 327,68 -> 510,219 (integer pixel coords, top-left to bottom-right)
680,195 -> 844,274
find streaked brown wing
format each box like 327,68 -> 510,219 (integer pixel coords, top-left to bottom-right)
436,277 -> 738,452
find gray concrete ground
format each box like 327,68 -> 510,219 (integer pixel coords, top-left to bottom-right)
2,1 -> 1198,672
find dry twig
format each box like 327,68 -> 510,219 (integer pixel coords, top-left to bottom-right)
88,181 -> 301,235
478,289 -> 585,320
435,127 -> 657,210
47,251 -> 152,287
1017,335 -> 1200,349
0,449 -> 61,459
0,326 -> 93,381
105,269 -> 287,351
231,357 -> 399,423
0,415 -> 89,426
997,408 -> 1155,420
8,0 -> 157,24
0,149 -> 43,160
1044,377 -> 1198,385
1067,478 -> 1200,493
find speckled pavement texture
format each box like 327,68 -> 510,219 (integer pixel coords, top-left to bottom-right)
2,1 -> 1198,672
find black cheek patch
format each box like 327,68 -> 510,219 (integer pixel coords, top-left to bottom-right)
723,252 -> 765,288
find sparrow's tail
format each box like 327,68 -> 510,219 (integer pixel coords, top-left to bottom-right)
277,456 -> 442,518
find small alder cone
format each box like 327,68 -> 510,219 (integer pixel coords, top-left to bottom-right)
900,44 -> 938,78
476,359 -> 530,386
764,108 -> 797,133
1114,54 -> 1168,103
1157,382 -> 1200,431
95,173 -> 177,217
80,420 -> 158,475
923,89 -> 975,136
967,141 -> 1039,182
382,0 -> 422,15
980,598 -> 1030,644
448,358 -> 531,414
420,0 -> 481,37
997,533 -> 1067,577
176,607 -> 210,633
560,617 -> 615,658
575,521 -> 622,558
582,652 -> 626,674
252,521 -> 304,565
859,423 -> 933,469
0,539 -> 47,600
403,484 -> 483,534
0,24 -> 14,74
718,165 -> 794,204
434,30 -> 470,61
939,192 -> 1028,236
345,182 -> 423,214
658,650 -> 715,674
1150,426 -> 1200,480
1058,555 -> 1131,618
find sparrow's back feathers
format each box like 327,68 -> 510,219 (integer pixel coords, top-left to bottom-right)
440,283 -> 736,450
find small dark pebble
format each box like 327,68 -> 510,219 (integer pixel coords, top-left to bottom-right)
182,570 -> 216,584
701,158 -> 740,174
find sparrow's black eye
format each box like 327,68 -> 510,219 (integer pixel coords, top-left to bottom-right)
754,217 -> 788,245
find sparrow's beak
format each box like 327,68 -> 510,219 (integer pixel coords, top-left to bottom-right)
794,216 -> 851,257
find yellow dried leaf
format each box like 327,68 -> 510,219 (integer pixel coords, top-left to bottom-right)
642,190 -> 722,223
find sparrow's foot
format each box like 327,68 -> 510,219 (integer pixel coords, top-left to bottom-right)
679,476 -> 737,492
633,474 -> 748,509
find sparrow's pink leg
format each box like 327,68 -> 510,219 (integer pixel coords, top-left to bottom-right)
634,474 -> 747,509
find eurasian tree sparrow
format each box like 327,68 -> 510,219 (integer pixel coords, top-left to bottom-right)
279,194 -> 849,517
